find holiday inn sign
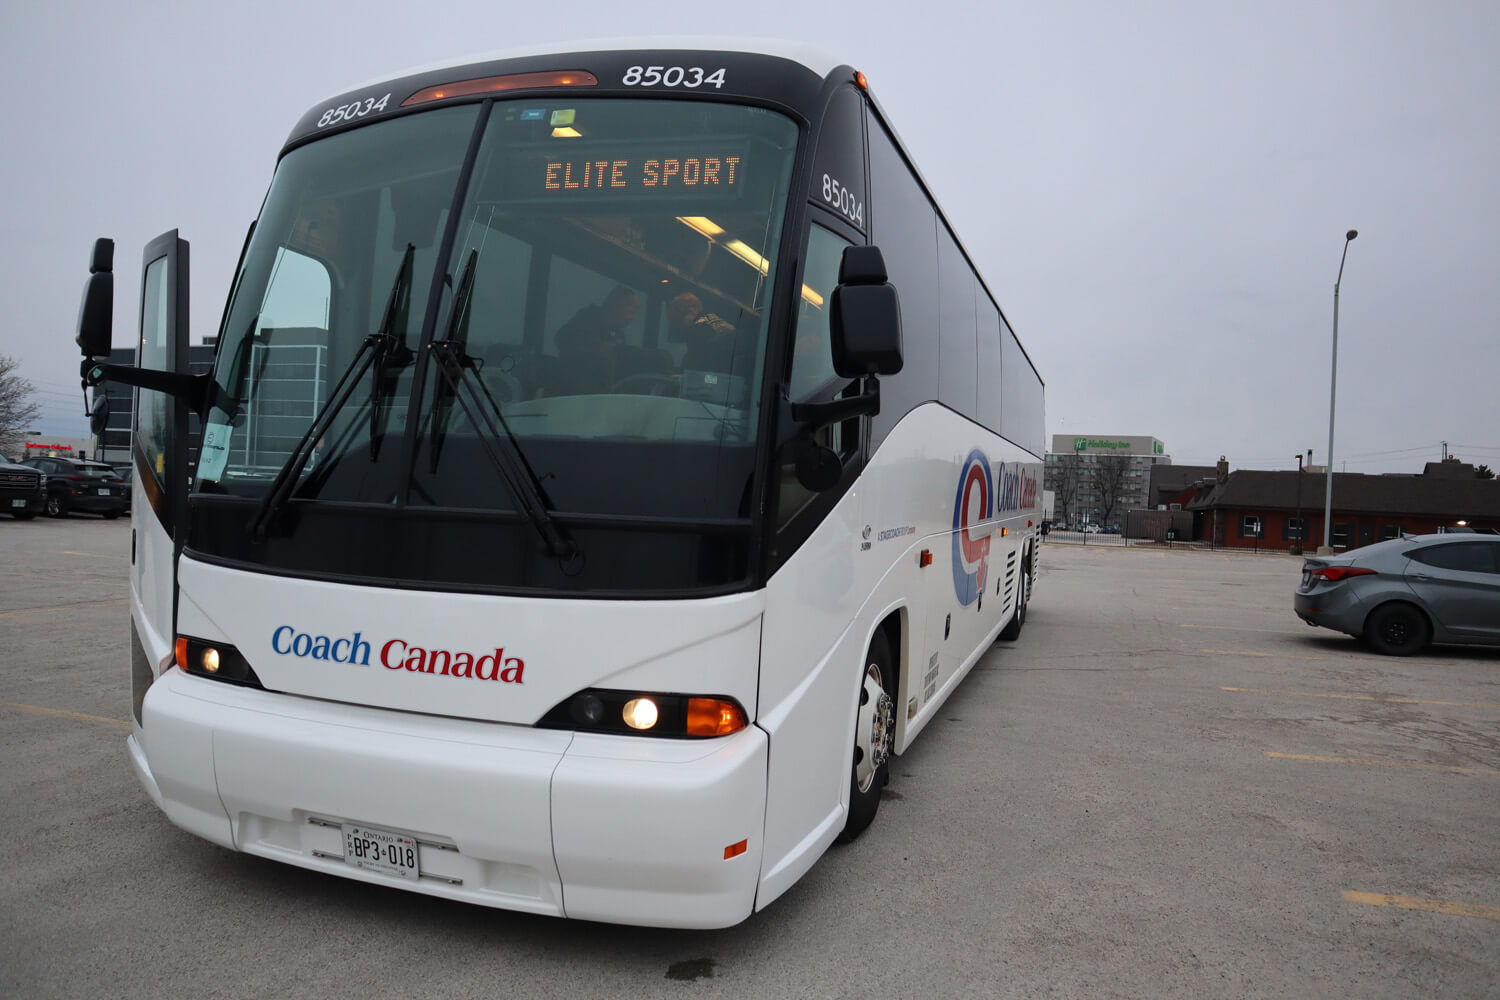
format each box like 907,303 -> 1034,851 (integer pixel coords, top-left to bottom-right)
1057,435 -> 1166,457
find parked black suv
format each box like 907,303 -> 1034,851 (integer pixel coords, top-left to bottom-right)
19,456 -> 129,518
0,452 -> 46,519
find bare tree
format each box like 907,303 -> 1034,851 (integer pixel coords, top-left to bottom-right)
0,354 -> 40,453
1052,453 -> 1081,526
1090,454 -> 1131,526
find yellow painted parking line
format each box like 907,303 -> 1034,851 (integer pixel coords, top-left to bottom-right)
1223,687 -> 1500,710
1343,891 -> 1500,921
1182,623 -> 1307,636
1201,648 -> 1480,669
1,700 -> 131,729
1264,752 -> 1500,777
0,599 -> 128,619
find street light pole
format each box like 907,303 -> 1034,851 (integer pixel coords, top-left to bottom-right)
1321,230 -> 1358,553
1292,451 -> 1306,556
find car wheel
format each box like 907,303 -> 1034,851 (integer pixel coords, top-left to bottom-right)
1364,603 -> 1430,656
837,629 -> 895,844
44,495 -> 65,518
999,560 -> 1028,641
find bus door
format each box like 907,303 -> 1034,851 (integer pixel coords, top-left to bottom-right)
130,232 -> 192,702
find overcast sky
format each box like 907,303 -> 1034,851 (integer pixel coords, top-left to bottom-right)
3,0 -> 1496,474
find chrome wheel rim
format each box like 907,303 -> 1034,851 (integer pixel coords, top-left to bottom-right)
854,662 -> 894,794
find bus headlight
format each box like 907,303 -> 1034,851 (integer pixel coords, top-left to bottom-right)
540,690 -> 747,738
174,636 -> 264,689
622,697 -> 659,730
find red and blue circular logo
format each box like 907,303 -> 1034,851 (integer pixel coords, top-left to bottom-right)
951,449 -> 992,606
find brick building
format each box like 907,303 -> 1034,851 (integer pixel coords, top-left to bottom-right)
1176,459 -> 1497,551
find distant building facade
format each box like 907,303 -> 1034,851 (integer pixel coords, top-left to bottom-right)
1043,434 -> 1171,528
95,343 -> 218,467
13,435 -> 95,460
1179,459 -> 1497,551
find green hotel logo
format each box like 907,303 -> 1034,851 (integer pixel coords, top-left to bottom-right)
1074,438 -> 1088,451
1076,438 -> 1131,451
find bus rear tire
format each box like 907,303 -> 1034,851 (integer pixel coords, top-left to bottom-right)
999,562 -> 1028,641
837,629 -> 894,844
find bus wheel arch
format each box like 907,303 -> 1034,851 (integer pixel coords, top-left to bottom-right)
999,545 -> 1030,641
837,620 -> 897,843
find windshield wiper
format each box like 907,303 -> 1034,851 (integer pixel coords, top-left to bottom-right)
426,251 -> 580,569
426,248 -> 474,474
249,247 -> 415,543
369,245 -> 415,460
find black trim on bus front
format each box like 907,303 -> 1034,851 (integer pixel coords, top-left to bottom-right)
283,50 -> 827,153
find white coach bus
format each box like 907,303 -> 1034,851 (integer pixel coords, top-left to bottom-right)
75,40 -> 1045,928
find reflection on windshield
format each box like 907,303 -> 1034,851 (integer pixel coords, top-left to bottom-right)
200,99 -> 798,525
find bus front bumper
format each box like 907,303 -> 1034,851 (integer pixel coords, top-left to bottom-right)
131,670 -> 768,928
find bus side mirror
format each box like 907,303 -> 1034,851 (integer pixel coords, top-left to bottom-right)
89,392 -> 110,436
76,238 -> 115,358
830,245 -> 903,378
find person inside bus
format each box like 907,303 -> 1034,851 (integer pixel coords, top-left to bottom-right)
553,286 -> 671,394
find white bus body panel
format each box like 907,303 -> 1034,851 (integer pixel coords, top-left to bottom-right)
132,402 -> 1037,928
755,403 -> 1041,910
174,559 -> 763,725
132,663 -> 769,927
134,566 -> 770,927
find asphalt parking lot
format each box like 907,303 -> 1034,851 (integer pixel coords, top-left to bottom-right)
2,518 -> 1496,999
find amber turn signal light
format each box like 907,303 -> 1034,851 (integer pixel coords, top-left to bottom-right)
686,698 -> 747,737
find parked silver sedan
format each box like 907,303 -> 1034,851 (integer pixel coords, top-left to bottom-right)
1294,533 -> 1500,655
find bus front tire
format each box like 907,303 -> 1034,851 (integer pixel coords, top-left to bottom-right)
837,629 -> 894,844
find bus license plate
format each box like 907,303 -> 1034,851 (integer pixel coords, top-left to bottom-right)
343,824 -> 420,881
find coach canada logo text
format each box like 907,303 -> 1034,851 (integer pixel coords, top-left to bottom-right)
271,626 -> 525,683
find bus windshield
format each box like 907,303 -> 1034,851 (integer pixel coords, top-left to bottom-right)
199,99 -> 800,534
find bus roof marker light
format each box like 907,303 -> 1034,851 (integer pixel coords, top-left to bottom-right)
854,71 -> 868,90
401,70 -> 599,107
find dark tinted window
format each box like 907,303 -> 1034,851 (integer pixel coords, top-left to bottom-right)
1410,542 -> 1498,574
1000,316 -> 1045,456
937,228 -> 977,418
975,294 -> 1003,430
866,114 -> 938,443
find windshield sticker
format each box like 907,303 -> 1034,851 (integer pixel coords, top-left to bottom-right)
198,423 -> 232,482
